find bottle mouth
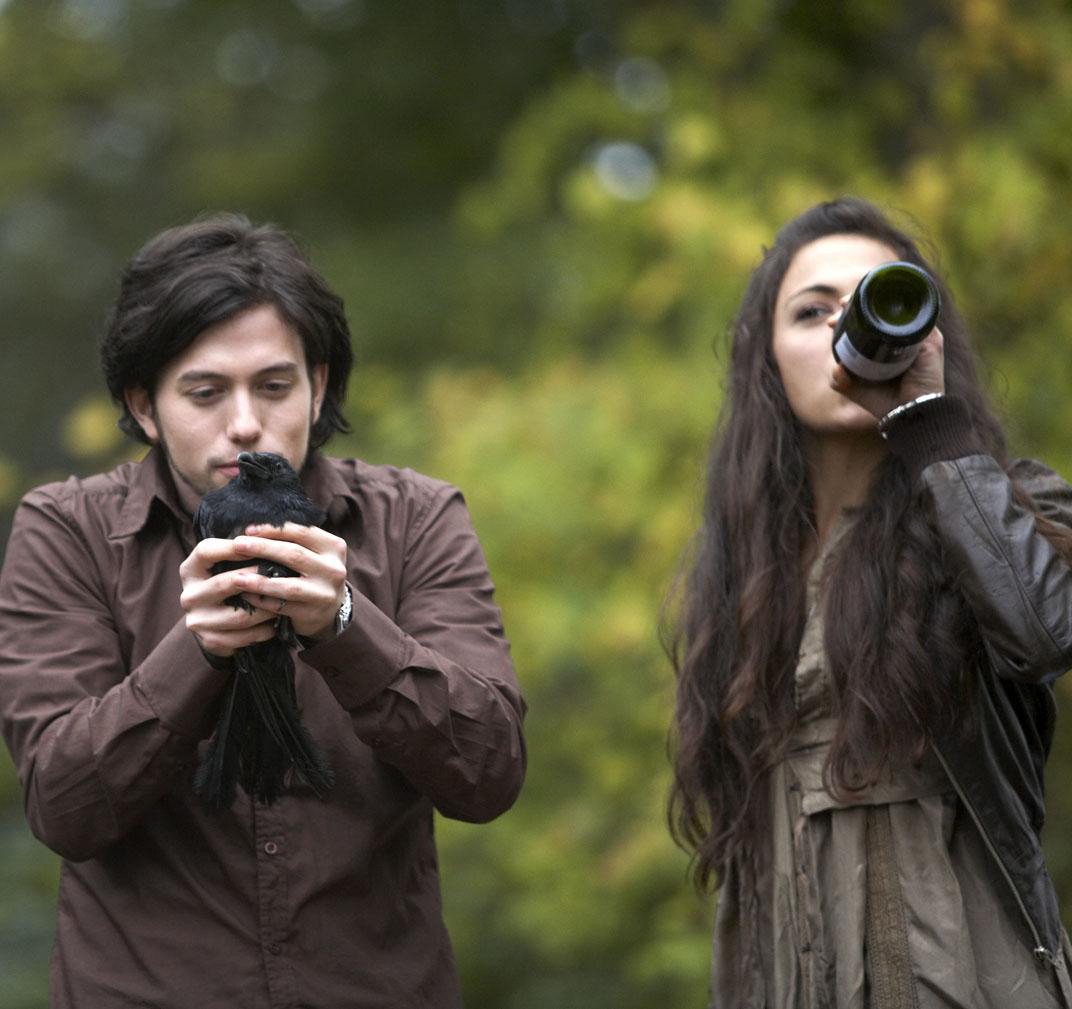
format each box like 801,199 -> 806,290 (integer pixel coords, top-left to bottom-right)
859,262 -> 940,344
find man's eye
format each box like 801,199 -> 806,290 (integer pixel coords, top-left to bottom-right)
262,381 -> 292,396
188,387 -> 221,402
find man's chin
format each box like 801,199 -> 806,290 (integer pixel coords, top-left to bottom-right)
157,436 -> 312,513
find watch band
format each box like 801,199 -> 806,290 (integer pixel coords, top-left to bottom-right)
335,582 -> 353,637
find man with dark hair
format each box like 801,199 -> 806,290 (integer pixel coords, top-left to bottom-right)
0,214 -> 526,1008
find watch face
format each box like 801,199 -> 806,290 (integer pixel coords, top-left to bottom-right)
336,584 -> 353,634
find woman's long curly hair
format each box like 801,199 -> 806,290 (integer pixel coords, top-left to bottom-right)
668,196 -> 1026,891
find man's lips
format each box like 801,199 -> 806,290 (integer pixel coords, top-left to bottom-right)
215,461 -> 240,478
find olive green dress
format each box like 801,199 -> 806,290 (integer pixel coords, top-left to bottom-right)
709,517 -> 1072,1009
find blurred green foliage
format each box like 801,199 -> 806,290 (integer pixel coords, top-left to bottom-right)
3,0 -> 1072,1006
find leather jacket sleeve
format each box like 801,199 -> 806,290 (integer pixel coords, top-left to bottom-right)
885,395 -> 1072,684
923,455 -> 1072,683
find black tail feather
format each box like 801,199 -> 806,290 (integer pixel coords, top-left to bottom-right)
193,619 -> 334,809
193,671 -> 245,810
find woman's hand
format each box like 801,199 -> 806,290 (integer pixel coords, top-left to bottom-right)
827,296 -> 946,419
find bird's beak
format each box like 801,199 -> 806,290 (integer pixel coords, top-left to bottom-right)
236,452 -> 270,479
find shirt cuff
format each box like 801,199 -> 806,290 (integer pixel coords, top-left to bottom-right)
881,394 -> 985,483
130,618 -> 229,738
300,591 -> 407,710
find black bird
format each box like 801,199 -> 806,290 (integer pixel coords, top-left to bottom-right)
192,450 -> 335,810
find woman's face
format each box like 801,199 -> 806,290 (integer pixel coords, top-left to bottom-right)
772,233 -> 901,435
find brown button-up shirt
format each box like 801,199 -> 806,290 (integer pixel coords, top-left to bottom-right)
0,446 -> 526,1008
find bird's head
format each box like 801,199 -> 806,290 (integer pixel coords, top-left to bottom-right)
236,451 -> 299,487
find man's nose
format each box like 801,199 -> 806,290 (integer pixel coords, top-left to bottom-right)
227,390 -> 262,443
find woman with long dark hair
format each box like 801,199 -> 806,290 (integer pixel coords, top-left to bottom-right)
668,197 -> 1072,1007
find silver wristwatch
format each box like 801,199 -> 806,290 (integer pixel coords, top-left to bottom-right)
335,583 -> 353,637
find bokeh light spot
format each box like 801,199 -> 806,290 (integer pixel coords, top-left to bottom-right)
593,142 -> 658,201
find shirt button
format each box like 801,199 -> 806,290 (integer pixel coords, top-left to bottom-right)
264,841 -> 279,855
267,943 -> 281,956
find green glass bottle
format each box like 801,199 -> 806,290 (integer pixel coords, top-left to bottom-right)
832,261 -> 940,383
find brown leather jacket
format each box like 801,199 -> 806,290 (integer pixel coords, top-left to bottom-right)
887,397 -> 1072,967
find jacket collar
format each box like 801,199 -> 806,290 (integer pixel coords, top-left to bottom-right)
110,445 -> 360,539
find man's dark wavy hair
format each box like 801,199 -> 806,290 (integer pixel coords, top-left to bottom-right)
100,213 -> 353,449
665,196 -> 1072,893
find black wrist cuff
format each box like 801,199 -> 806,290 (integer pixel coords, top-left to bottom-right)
881,395 -> 984,483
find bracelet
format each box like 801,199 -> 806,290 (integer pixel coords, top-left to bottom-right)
878,392 -> 944,439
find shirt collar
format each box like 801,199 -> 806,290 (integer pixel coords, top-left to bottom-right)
300,450 -> 362,528
110,445 -> 192,540
110,445 -> 360,540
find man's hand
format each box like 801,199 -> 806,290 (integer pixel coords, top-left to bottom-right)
227,523 -> 349,641
827,296 -> 946,419
180,524 -> 348,656
179,539 -> 281,658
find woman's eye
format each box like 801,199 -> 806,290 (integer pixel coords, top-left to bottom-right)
793,304 -> 831,324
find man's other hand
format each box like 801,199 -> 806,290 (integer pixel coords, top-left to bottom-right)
228,523 -> 349,641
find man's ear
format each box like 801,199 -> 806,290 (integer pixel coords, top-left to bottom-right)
124,388 -> 160,442
310,364 -> 328,423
